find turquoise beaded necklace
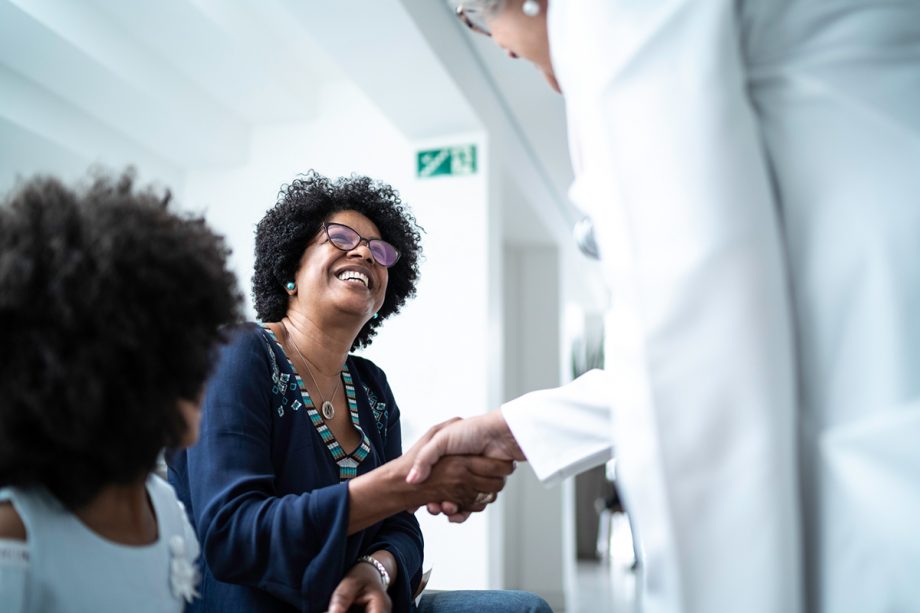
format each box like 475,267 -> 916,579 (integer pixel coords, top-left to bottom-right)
263,326 -> 370,480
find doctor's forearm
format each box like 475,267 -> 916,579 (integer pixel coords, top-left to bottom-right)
502,369 -> 614,485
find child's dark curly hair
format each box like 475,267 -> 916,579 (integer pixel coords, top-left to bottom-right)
0,170 -> 243,509
252,171 -> 422,350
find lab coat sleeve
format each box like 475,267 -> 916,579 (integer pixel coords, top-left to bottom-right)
548,3 -> 802,613
502,369 -> 613,486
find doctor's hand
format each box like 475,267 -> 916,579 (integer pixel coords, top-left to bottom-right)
399,419 -> 514,522
406,410 -> 525,486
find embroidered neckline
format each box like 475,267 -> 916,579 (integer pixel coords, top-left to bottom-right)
262,326 -> 370,480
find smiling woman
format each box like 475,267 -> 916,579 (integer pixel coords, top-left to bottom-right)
252,171 -> 421,351
166,171 -> 550,613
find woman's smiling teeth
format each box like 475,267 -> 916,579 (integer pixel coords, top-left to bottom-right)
337,269 -> 369,288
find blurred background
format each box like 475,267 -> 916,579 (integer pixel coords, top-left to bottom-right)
0,1 -> 632,610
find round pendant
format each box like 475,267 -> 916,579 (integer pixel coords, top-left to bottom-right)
321,400 -> 335,420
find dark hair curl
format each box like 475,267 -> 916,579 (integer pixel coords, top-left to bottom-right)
0,170 -> 242,509
252,171 -> 422,350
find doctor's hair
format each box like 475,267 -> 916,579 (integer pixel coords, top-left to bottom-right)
252,170 -> 423,350
0,169 -> 243,510
449,0 -> 505,13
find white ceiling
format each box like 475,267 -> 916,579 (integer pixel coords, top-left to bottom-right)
0,0 -> 582,249
0,0 -> 344,173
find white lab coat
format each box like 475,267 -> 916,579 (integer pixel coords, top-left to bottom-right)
502,2 -> 920,612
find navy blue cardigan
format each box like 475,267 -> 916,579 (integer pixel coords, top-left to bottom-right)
168,324 -> 423,612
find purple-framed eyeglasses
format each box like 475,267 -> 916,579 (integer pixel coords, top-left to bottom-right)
322,222 -> 401,268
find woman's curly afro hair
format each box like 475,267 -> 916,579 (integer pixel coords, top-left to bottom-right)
0,170 -> 242,509
253,171 -> 422,350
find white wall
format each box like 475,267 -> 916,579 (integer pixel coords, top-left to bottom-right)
502,244 -> 578,611
377,133 -> 503,590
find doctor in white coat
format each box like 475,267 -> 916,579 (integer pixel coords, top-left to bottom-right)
408,1 -> 920,612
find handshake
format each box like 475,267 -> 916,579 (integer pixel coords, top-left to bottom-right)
398,410 -> 526,523
329,411 -> 528,613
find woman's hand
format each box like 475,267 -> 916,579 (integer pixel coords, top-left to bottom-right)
416,455 -> 511,524
418,454 -> 512,511
327,561 -> 391,613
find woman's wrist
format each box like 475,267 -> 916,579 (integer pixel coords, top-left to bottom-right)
372,454 -> 434,509
352,550 -> 397,590
356,555 -> 390,590
347,459 -> 424,533
387,455 -> 433,509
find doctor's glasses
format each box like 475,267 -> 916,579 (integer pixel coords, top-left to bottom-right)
455,5 -> 492,37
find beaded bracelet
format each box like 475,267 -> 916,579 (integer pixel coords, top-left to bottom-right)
357,555 -> 390,590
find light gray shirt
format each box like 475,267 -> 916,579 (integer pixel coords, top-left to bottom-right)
0,475 -> 199,612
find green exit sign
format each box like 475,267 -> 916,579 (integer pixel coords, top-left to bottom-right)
416,144 -> 477,178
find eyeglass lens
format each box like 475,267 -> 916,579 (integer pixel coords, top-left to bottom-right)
325,223 -> 401,268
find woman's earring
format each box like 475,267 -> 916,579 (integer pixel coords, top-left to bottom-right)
285,281 -> 296,292
372,312 -> 379,320
522,0 -> 541,17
